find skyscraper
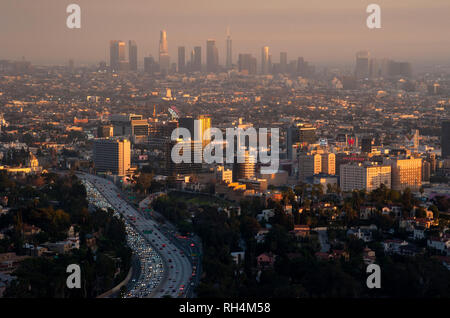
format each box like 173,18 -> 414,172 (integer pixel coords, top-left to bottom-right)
206,39 -> 219,73
94,138 -> 131,176
159,30 -> 170,74
226,27 -> 232,69
178,115 -> 212,149
280,52 -> 287,73
442,121 -> 450,159
261,46 -> 269,74
110,40 -> 126,71
233,150 -> 256,181
238,54 -> 257,75
191,46 -> 202,72
355,51 -> 370,79
178,46 -> 186,73
384,157 -> 422,192
128,40 -> 138,71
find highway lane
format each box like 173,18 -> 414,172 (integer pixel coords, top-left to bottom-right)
80,173 -> 193,298
80,176 -> 164,297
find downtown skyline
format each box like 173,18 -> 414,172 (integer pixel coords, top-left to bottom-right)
1,0 -> 450,67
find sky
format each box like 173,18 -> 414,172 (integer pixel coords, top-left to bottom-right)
0,0 -> 449,67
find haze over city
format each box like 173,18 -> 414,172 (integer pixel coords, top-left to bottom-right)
1,0 -> 450,67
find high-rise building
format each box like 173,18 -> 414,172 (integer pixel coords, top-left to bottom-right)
261,46 -> 270,74
280,52 -> 287,73
361,136 -> 373,154
226,27 -> 232,69
340,162 -> 391,192
178,46 -> 186,73
233,150 -> 256,181
178,115 -> 212,149
110,113 -> 144,136
384,157 -> 422,192
321,153 -> 336,175
298,152 -> 322,181
287,123 -> 317,159
355,51 -> 370,79
128,40 -> 138,71
206,39 -> 219,73
442,121 -> 450,159
159,30 -> 170,74
191,46 -> 202,72
238,54 -> 257,75
110,40 -> 126,71
97,125 -> 113,138
94,138 -> 131,176
144,56 -> 159,74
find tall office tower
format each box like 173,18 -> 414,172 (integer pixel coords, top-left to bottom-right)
442,121 -> 450,158
238,54 -> 257,75
426,152 -> 437,173
164,139 -> 202,176
233,150 -> 256,181
361,136 -> 373,153
128,40 -> 138,71
261,46 -> 270,74
159,30 -> 170,74
384,157 -> 422,192
178,115 -> 212,149
355,51 -> 370,79
226,27 -> 232,69
280,52 -> 287,73
340,162 -> 391,192
298,152 -> 322,181
321,153 -> 336,175
110,113 -> 143,136
94,138 -> 131,176
387,60 -> 412,77
144,56 -> 159,74
206,39 -> 219,73
97,125 -> 113,138
110,40 -> 126,71
191,46 -> 202,72
286,124 -> 317,160
178,46 -> 186,73
405,129 -> 420,153
369,58 -> 381,78
422,160 -> 431,182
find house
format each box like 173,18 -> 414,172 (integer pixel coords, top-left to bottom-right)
427,237 -> 450,255
291,225 -> 310,238
413,226 -> 426,240
347,228 -> 373,242
0,253 -> 29,274
383,239 -> 408,254
399,218 -> 416,232
230,251 -> 245,265
360,206 -> 377,220
382,205 -> 402,218
255,229 -> 269,244
315,250 -> 349,262
256,209 -> 275,222
416,218 -> 433,229
257,253 -> 276,270
363,248 -> 376,265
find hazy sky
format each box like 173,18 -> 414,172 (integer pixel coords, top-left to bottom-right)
1,0 -> 449,66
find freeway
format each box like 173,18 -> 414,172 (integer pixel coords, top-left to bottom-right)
79,173 -> 193,298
